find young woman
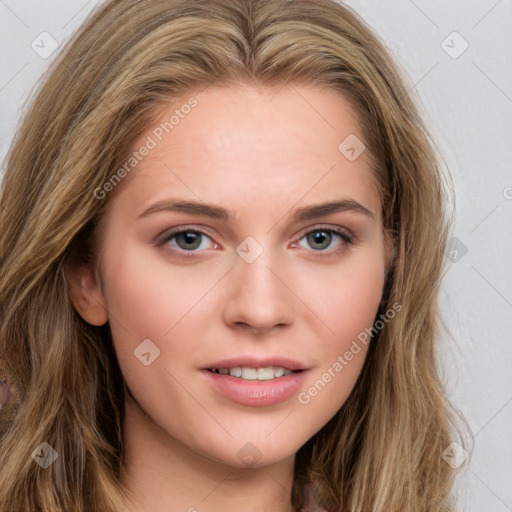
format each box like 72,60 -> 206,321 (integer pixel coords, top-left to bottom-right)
0,0 -> 469,510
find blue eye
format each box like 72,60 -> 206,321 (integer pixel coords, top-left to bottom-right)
298,228 -> 354,253
158,229 -> 214,253
156,225 -> 355,258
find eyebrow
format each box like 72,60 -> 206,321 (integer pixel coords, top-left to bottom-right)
137,198 -> 375,222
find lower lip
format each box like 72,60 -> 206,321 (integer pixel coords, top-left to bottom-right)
201,369 -> 308,407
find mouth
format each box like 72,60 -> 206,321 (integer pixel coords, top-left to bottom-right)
201,357 -> 309,406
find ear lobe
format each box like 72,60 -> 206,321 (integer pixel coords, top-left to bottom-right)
64,252 -> 108,326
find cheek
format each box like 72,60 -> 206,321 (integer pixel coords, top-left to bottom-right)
293,249 -> 384,422
100,238 -> 223,337
99,238 -> 231,384
300,247 -> 386,346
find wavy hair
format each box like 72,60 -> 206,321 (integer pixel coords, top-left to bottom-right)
0,0 -> 469,510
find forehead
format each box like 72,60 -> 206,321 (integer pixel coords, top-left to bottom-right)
105,83 -> 381,223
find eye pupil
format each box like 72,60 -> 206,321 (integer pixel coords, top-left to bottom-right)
307,231 -> 331,250
177,231 -> 201,250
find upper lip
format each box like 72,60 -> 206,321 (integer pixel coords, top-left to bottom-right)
204,356 -> 307,372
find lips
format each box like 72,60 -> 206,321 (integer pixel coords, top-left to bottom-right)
200,355 -> 309,406
201,368 -> 308,407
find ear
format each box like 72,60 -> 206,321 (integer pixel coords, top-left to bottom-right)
64,245 -> 108,326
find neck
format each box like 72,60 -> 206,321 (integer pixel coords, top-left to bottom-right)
118,394 -> 297,512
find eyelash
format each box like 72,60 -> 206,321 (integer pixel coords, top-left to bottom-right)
155,224 -> 357,259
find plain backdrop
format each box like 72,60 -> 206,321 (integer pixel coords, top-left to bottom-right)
1,1 -> 511,510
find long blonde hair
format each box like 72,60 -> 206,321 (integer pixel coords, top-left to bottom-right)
0,0 -> 469,510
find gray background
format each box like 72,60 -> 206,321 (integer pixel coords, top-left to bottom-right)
1,1 -> 511,510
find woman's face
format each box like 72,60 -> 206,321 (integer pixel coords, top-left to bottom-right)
76,83 -> 390,469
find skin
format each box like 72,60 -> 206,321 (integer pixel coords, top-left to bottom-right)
66,82 -> 391,512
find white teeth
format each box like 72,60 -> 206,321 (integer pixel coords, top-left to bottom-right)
211,366 -> 295,380
274,367 -> 284,378
241,367 -> 258,380
257,367 -> 275,380
229,367 -> 242,378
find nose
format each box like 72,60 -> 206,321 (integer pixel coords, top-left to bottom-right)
222,247 -> 295,334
